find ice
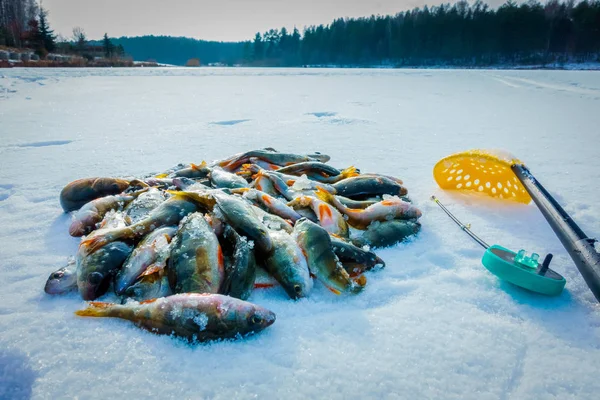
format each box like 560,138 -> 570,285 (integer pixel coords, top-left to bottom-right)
1,68 -> 600,399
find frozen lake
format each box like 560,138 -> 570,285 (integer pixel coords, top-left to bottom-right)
1,67 -> 599,399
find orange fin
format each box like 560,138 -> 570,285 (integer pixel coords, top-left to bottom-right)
74,301 -> 114,317
340,166 -> 359,178
328,287 -> 342,295
191,161 -> 207,170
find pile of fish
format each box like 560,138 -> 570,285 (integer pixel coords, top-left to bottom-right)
45,148 -> 422,343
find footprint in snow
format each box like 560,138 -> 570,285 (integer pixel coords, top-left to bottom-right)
15,140 -> 73,148
210,119 -> 251,126
306,111 -> 337,118
0,183 -> 14,201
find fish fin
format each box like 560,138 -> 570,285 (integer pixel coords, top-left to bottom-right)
254,283 -> 276,288
139,298 -> 158,304
340,166 -> 359,179
230,188 -> 250,194
79,235 -> 108,256
155,173 -> 169,178
318,203 -> 333,221
191,161 -> 207,170
261,194 -> 272,205
328,287 -> 342,295
217,245 -> 224,268
140,264 -> 164,278
315,186 -> 335,204
381,200 -> 397,206
74,302 -> 114,317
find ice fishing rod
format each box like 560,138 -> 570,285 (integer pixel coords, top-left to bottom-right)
433,149 -> 600,302
431,195 -> 566,296
431,196 -> 489,249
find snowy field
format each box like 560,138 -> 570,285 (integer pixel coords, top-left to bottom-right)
1,67 -> 599,400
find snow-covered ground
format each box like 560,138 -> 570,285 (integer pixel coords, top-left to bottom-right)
1,67 -> 599,400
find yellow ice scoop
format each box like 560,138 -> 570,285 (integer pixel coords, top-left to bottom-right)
433,149 -> 531,203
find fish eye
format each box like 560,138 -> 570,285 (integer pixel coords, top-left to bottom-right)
87,272 -> 103,285
294,284 -> 302,294
52,271 -> 64,279
250,315 -> 262,325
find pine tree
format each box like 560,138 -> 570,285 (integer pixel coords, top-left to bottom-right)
38,8 -> 55,52
103,33 -> 114,58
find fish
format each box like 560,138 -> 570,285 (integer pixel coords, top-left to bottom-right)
75,293 -> 276,342
245,166 -> 336,200
287,195 -> 349,237
250,173 -> 279,197
123,188 -> 168,225
124,267 -> 172,302
235,188 -> 303,223
76,241 -> 133,300
276,161 -> 343,177
172,177 -> 211,192
60,177 -> 130,212
69,189 -> 148,237
79,194 -> 199,255
248,157 -> 281,171
170,161 -> 211,179
168,213 -> 224,294
249,204 -> 294,233
292,218 -> 365,295
351,220 -> 421,249
210,167 -> 250,189
263,230 -> 313,299
329,235 -> 385,276
217,149 -> 330,171
114,226 -> 177,295
211,192 -> 273,255
44,257 -> 77,295
332,175 -> 408,199
335,195 -> 379,209
220,226 -> 257,301
315,188 -> 421,229
277,162 -> 359,184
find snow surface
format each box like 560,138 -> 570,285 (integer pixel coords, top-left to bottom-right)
1,67 -> 600,400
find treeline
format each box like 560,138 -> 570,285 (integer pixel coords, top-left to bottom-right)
247,0 -> 600,66
0,0 -> 57,55
108,36 -> 245,65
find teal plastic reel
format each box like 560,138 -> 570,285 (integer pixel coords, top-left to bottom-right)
482,245 -> 566,296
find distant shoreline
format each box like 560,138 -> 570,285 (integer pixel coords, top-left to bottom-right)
2,62 -> 599,71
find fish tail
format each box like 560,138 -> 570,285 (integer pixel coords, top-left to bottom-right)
79,227 -> 130,255
74,301 -> 116,317
340,166 -> 359,179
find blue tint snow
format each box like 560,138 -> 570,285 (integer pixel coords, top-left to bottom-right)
0,68 -> 599,399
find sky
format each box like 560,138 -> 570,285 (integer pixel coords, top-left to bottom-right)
44,0 -> 508,42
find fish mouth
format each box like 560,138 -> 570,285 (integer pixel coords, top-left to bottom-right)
263,311 -> 276,327
69,221 -> 86,237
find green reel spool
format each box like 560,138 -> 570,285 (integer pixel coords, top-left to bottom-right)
482,245 -> 565,296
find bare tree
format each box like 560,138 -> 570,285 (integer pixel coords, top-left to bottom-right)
72,26 -> 86,52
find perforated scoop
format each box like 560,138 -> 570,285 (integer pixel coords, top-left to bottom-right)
433,149 -> 531,203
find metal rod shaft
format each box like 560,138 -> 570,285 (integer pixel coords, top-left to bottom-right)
512,164 -> 600,303
431,196 -> 490,250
